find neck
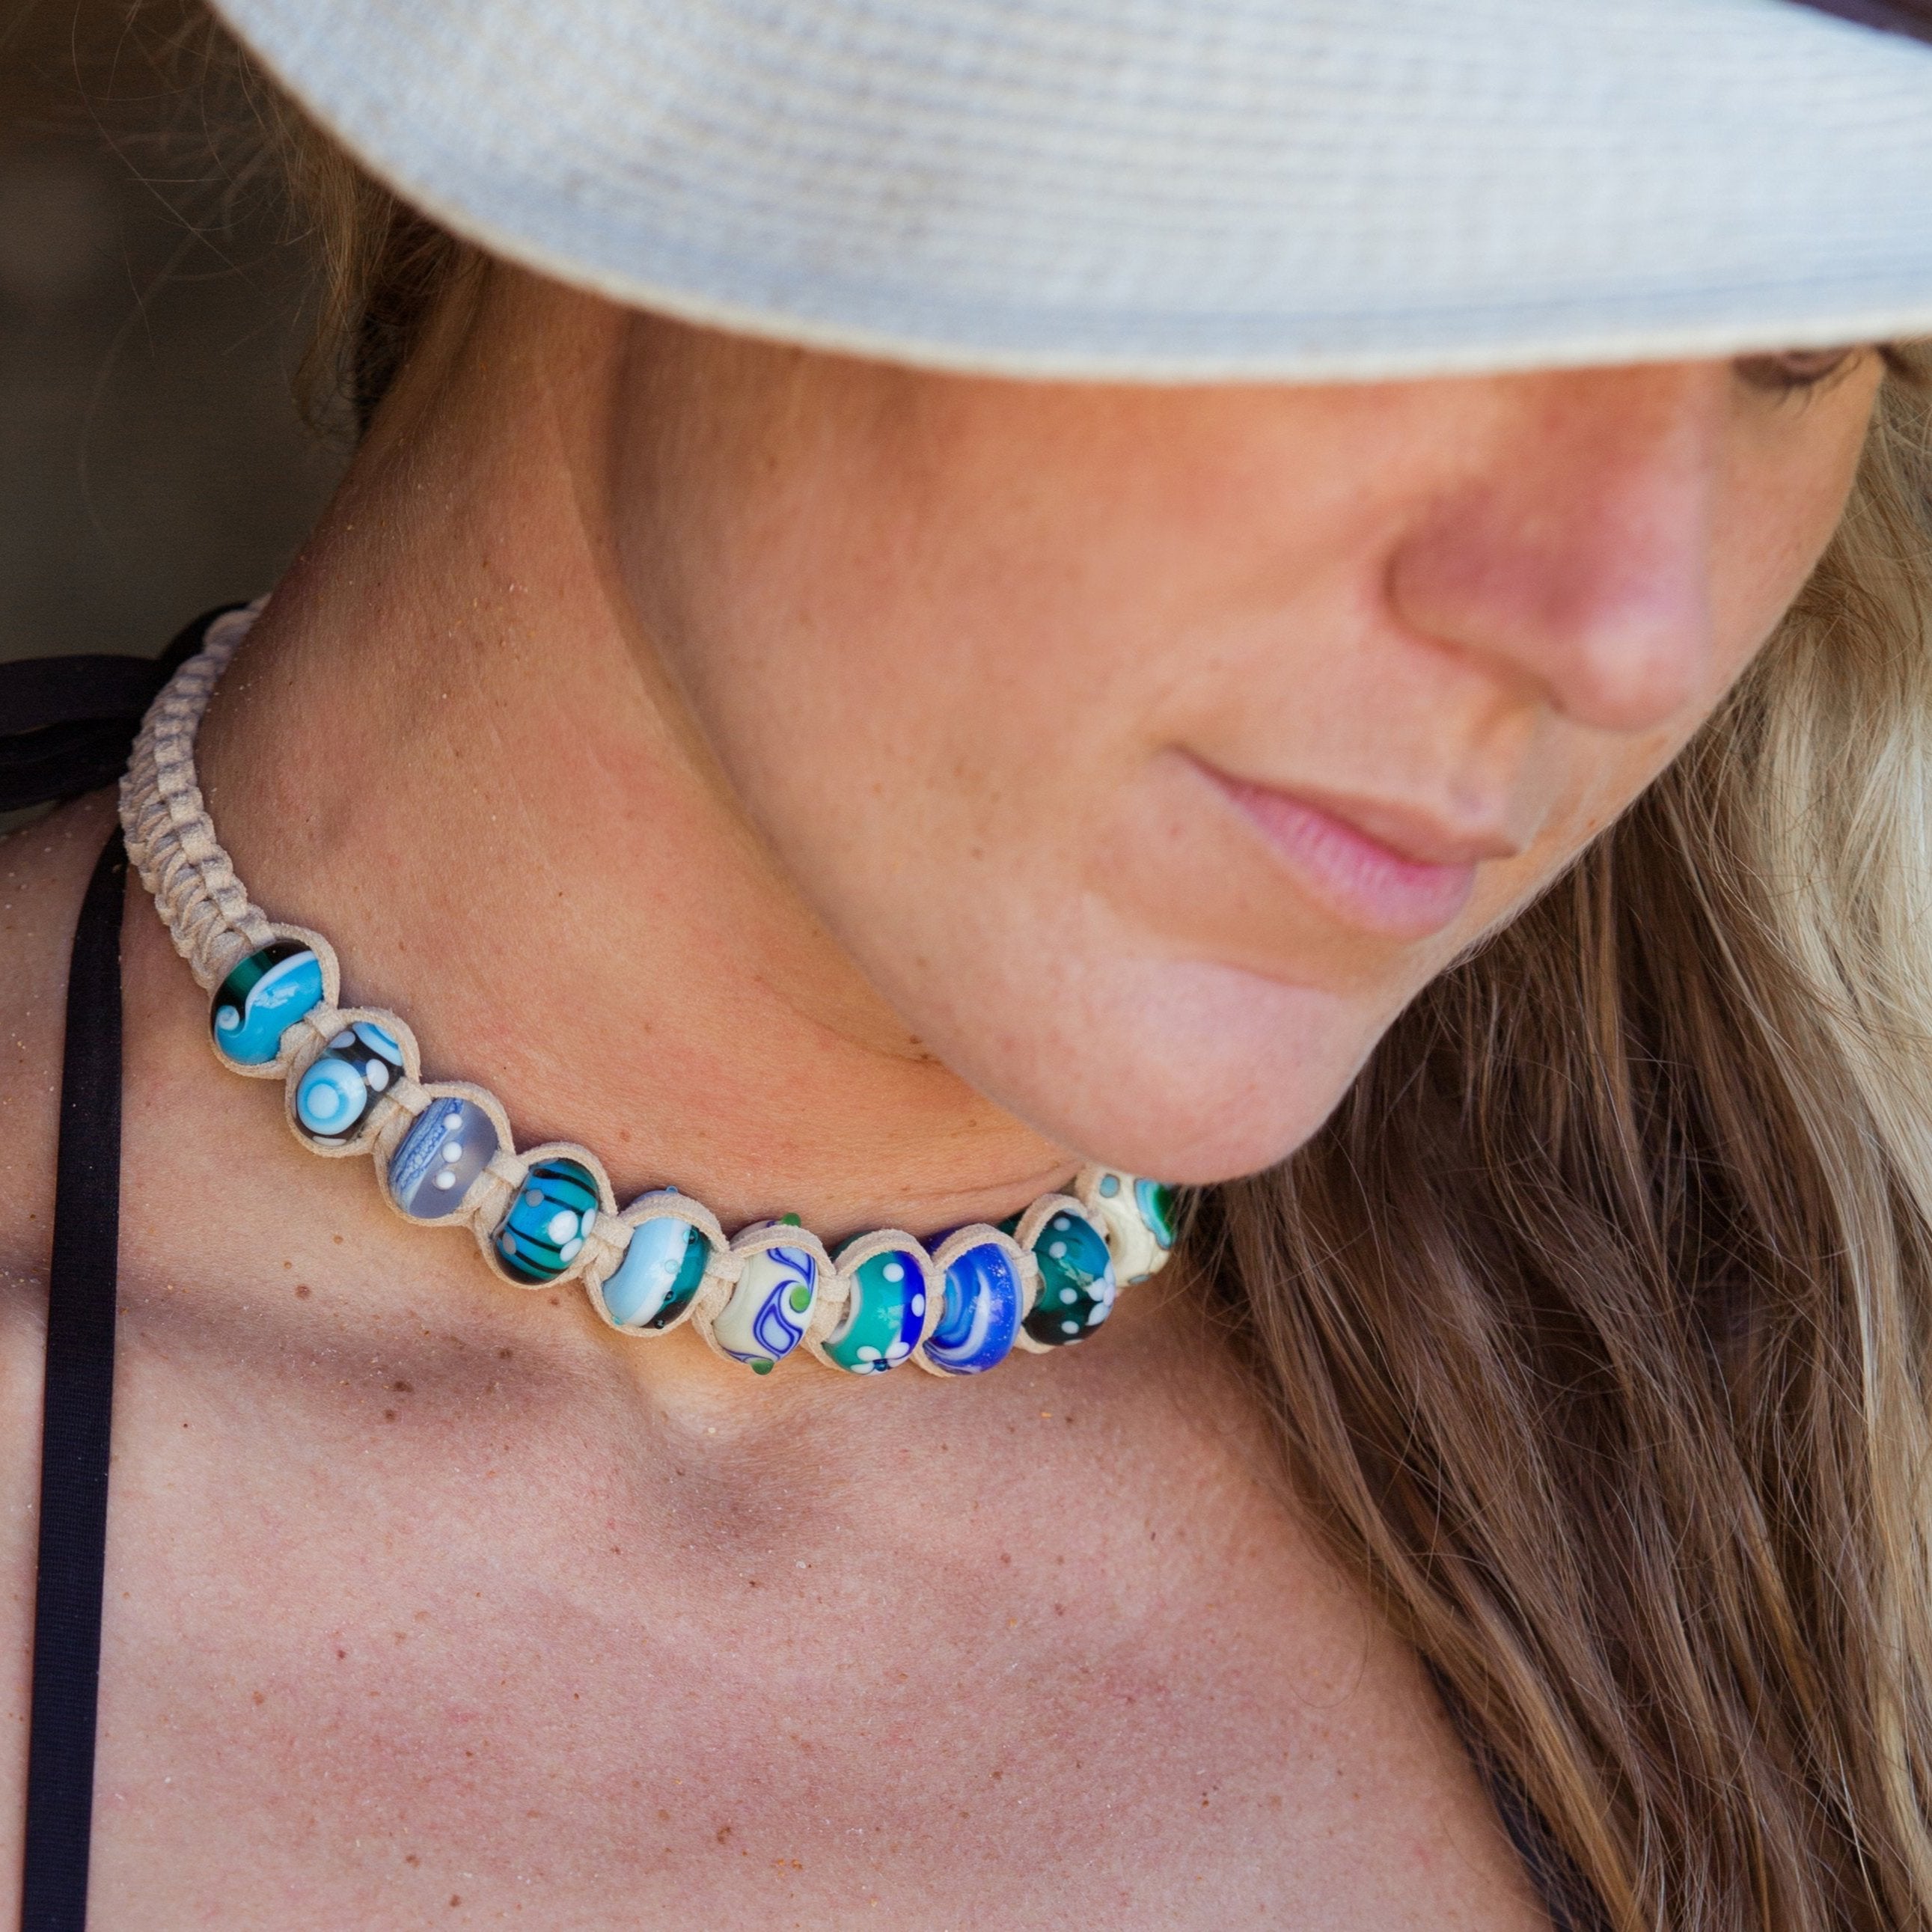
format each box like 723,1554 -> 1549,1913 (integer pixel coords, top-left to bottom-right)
192,276 -> 1076,1247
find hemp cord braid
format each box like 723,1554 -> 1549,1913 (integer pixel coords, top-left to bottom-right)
117,602 -> 1176,1374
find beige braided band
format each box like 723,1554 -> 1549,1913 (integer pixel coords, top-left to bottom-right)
118,602 -> 1179,1378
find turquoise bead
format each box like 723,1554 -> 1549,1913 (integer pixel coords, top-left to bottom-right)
494,1157 -> 602,1283
210,942 -> 323,1066
823,1246 -> 926,1374
602,1214 -> 711,1329
1021,1208 -> 1116,1347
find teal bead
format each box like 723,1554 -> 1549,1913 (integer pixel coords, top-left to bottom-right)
210,941 -> 324,1066
823,1246 -> 926,1374
1134,1179 -> 1177,1250
1021,1208 -> 1116,1347
494,1157 -> 602,1283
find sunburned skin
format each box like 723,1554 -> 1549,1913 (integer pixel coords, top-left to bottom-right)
0,261 -> 1889,1928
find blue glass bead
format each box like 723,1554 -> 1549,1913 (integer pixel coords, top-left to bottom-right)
823,1245 -> 926,1375
494,1156 -> 602,1284
713,1242 -> 816,1374
1021,1208 -> 1116,1348
294,1021 -> 405,1146
601,1214 -> 712,1330
925,1238 -> 1023,1375
210,942 -> 324,1066
388,1095 -> 501,1220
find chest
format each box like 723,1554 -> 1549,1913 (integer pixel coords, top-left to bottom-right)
2,1289 -> 1544,1931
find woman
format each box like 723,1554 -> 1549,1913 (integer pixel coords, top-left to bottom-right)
7,0 -> 1932,1925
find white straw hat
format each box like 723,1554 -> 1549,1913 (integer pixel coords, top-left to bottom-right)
212,0 -> 1932,381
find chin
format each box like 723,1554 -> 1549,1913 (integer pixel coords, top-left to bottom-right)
972,957 -> 1385,1187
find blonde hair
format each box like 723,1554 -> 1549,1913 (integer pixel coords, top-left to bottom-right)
1212,360 -> 1932,1929
236,34 -> 1932,1926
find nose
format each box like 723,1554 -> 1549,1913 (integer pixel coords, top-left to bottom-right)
1385,364 -> 1725,735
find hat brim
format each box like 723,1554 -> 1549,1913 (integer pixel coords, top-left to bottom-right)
214,0 -> 1932,382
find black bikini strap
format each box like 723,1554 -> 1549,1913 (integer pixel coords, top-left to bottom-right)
0,605 -> 239,813
19,827 -> 127,1932
4,608 -> 240,1932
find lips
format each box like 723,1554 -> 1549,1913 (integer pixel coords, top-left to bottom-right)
1208,769 -> 1504,941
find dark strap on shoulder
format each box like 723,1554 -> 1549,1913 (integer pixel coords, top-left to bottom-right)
0,608 -> 239,813
6,608 -> 242,1932
19,828 -> 127,1932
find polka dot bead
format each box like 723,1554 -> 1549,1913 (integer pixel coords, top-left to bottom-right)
388,1093 -> 501,1221
1081,1168 -> 1180,1285
294,1021 -> 406,1147
1021,1206 -> 1117,1348
822,1241 -> 929,1375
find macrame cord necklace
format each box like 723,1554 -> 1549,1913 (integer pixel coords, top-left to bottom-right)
117,605 -> 1179,1378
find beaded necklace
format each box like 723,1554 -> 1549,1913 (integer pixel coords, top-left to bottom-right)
118,605 -> 1179,1378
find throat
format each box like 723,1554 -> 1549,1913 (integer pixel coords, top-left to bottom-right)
184,386 -> 1073,1249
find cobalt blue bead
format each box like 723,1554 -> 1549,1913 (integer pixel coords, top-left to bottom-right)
924,1238 -> 1023,1375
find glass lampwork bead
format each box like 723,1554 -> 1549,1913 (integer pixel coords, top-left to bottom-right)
600,1213 -> 712,1330
823,1244 -> 927,1375
1021,1206 -> 1116,1348
210,941 -> 324,1066
923,1237 -> 1024,1375
294,1021 -> 406,1146
1086,1170 -> 1179,1283
493,1156 -> 602,1283
388,1094 -> 501,1220
713,1241 -> 817,1374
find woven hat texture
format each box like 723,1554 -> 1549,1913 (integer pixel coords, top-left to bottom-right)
213,0 -> 1932,379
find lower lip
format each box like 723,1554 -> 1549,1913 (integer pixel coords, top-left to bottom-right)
1213,775 -> 1478,941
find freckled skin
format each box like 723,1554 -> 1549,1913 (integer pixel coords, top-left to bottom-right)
0,263 -> 1886,1929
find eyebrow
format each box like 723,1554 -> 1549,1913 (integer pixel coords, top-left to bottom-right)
1785,0 -> 1932,43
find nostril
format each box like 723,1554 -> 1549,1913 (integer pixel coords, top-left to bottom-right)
1388,544 -> 1711,736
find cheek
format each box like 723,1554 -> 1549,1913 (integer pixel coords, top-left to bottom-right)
610,367 -> 1408,1174
1457,390 -> 1878,941
620,373 -> 1261,946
